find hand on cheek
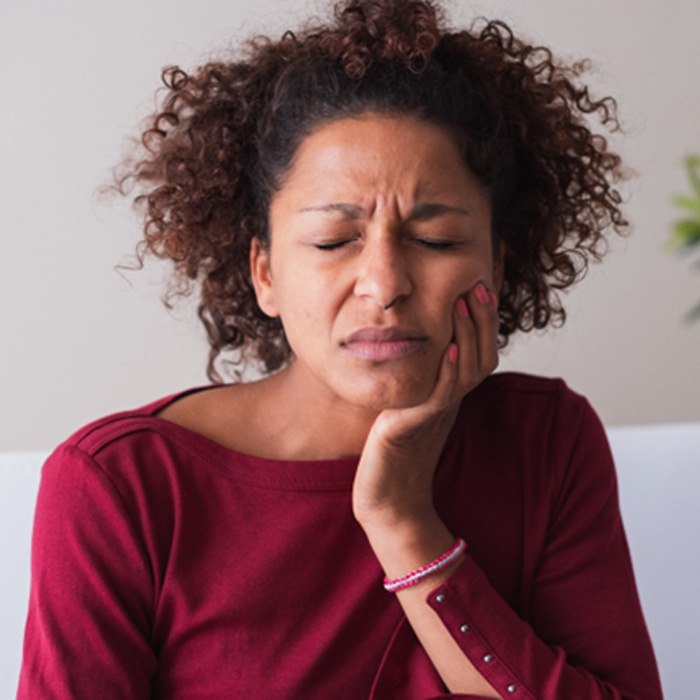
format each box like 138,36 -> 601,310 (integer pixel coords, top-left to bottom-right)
415,278 -> 500,414
352,281 -> 500,530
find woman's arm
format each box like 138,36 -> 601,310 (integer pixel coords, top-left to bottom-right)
17,444 -> 156,699
362,517 -> 502,698
353,284 -> 662,699
354,280 -> 504,696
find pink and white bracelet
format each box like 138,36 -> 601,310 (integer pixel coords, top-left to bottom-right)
383,537 -> 467,593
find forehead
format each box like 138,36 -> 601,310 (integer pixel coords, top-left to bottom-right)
276,114 -> 487,205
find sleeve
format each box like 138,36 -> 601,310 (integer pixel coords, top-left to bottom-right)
17,444 -> 157,699
423,397 -> 663,699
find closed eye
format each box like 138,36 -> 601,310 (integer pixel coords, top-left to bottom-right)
315,237 -> 462,251
413,238 -> 460,250
314,239 -> 353,251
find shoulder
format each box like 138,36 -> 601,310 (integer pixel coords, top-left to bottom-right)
59,387 -> 206,457
446,374 -> 617,531
457,372 -> 608,471
37,387 -> 222,519
476,370 -> 572,395
470,371 -> 591,419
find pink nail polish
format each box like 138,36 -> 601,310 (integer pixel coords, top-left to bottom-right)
475,282 -> 490,304
449,344 -> 458,364
456,297 -> 469,318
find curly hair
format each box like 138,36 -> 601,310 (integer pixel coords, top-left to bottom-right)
119,0 -> 627,382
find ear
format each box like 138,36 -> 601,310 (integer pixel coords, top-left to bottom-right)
492,240 -> 505,294
250,237 -> 280,318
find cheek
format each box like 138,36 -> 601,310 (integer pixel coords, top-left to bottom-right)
273,271 -> 339,342
448,253 -> 496,294
423,258 -> 490,333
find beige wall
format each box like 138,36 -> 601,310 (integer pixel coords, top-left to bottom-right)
2,0 -> 699,450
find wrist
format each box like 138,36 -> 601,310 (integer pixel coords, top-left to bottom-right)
360,513 -> 456,583
358,511 -> 445,555
383,537 -> 467,592
353,497 -> 437,533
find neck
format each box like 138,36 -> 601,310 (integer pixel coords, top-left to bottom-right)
257,361 -> 379,460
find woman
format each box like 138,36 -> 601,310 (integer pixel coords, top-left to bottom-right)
19,1 -> 662,698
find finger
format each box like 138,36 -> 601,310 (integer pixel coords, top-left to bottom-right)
452,294 -> 479,398
467,281 -> 500,378
426,338 -> 460,412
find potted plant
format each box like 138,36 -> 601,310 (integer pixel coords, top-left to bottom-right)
668,155 -> 700,320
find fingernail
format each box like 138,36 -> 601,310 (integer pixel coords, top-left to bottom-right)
475,282 -> 490,304
489,291 -> 499,308
449,344 -> 458,364
456,297 -> 469,318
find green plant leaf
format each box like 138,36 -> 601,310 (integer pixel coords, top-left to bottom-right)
671,194 -> 700,217
668,154 -> 700,323
667,219 -> 700,251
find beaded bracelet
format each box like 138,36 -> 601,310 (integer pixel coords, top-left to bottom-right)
383,538 -> 467,593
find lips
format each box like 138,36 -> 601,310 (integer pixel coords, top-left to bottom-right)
341,327 -> 427,361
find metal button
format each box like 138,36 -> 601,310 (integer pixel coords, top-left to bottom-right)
435,594 -> 446,603
483,654 -> 493,663
459,624 -> 470,633
507,684 -> 517,693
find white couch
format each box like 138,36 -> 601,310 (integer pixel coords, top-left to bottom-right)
2,424 -> 699,699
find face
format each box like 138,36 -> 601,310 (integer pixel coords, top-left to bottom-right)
252,114 -> 501,411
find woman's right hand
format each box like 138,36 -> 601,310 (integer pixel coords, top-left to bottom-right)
352,280 -> 500,539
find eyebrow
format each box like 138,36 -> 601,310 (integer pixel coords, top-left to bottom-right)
298,202 -> 471,220
299,203 -> 365,218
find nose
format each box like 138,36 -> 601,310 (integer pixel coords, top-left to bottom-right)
353,234 -> 413,309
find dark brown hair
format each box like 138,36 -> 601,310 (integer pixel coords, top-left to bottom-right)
119,0 -> 626,381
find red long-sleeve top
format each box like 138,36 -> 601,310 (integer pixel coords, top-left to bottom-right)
18,373 -> 663,698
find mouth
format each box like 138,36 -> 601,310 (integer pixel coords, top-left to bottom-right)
340,327 -> 428,361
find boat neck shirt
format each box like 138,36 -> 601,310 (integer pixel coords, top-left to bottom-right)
18,372 -> 662,699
